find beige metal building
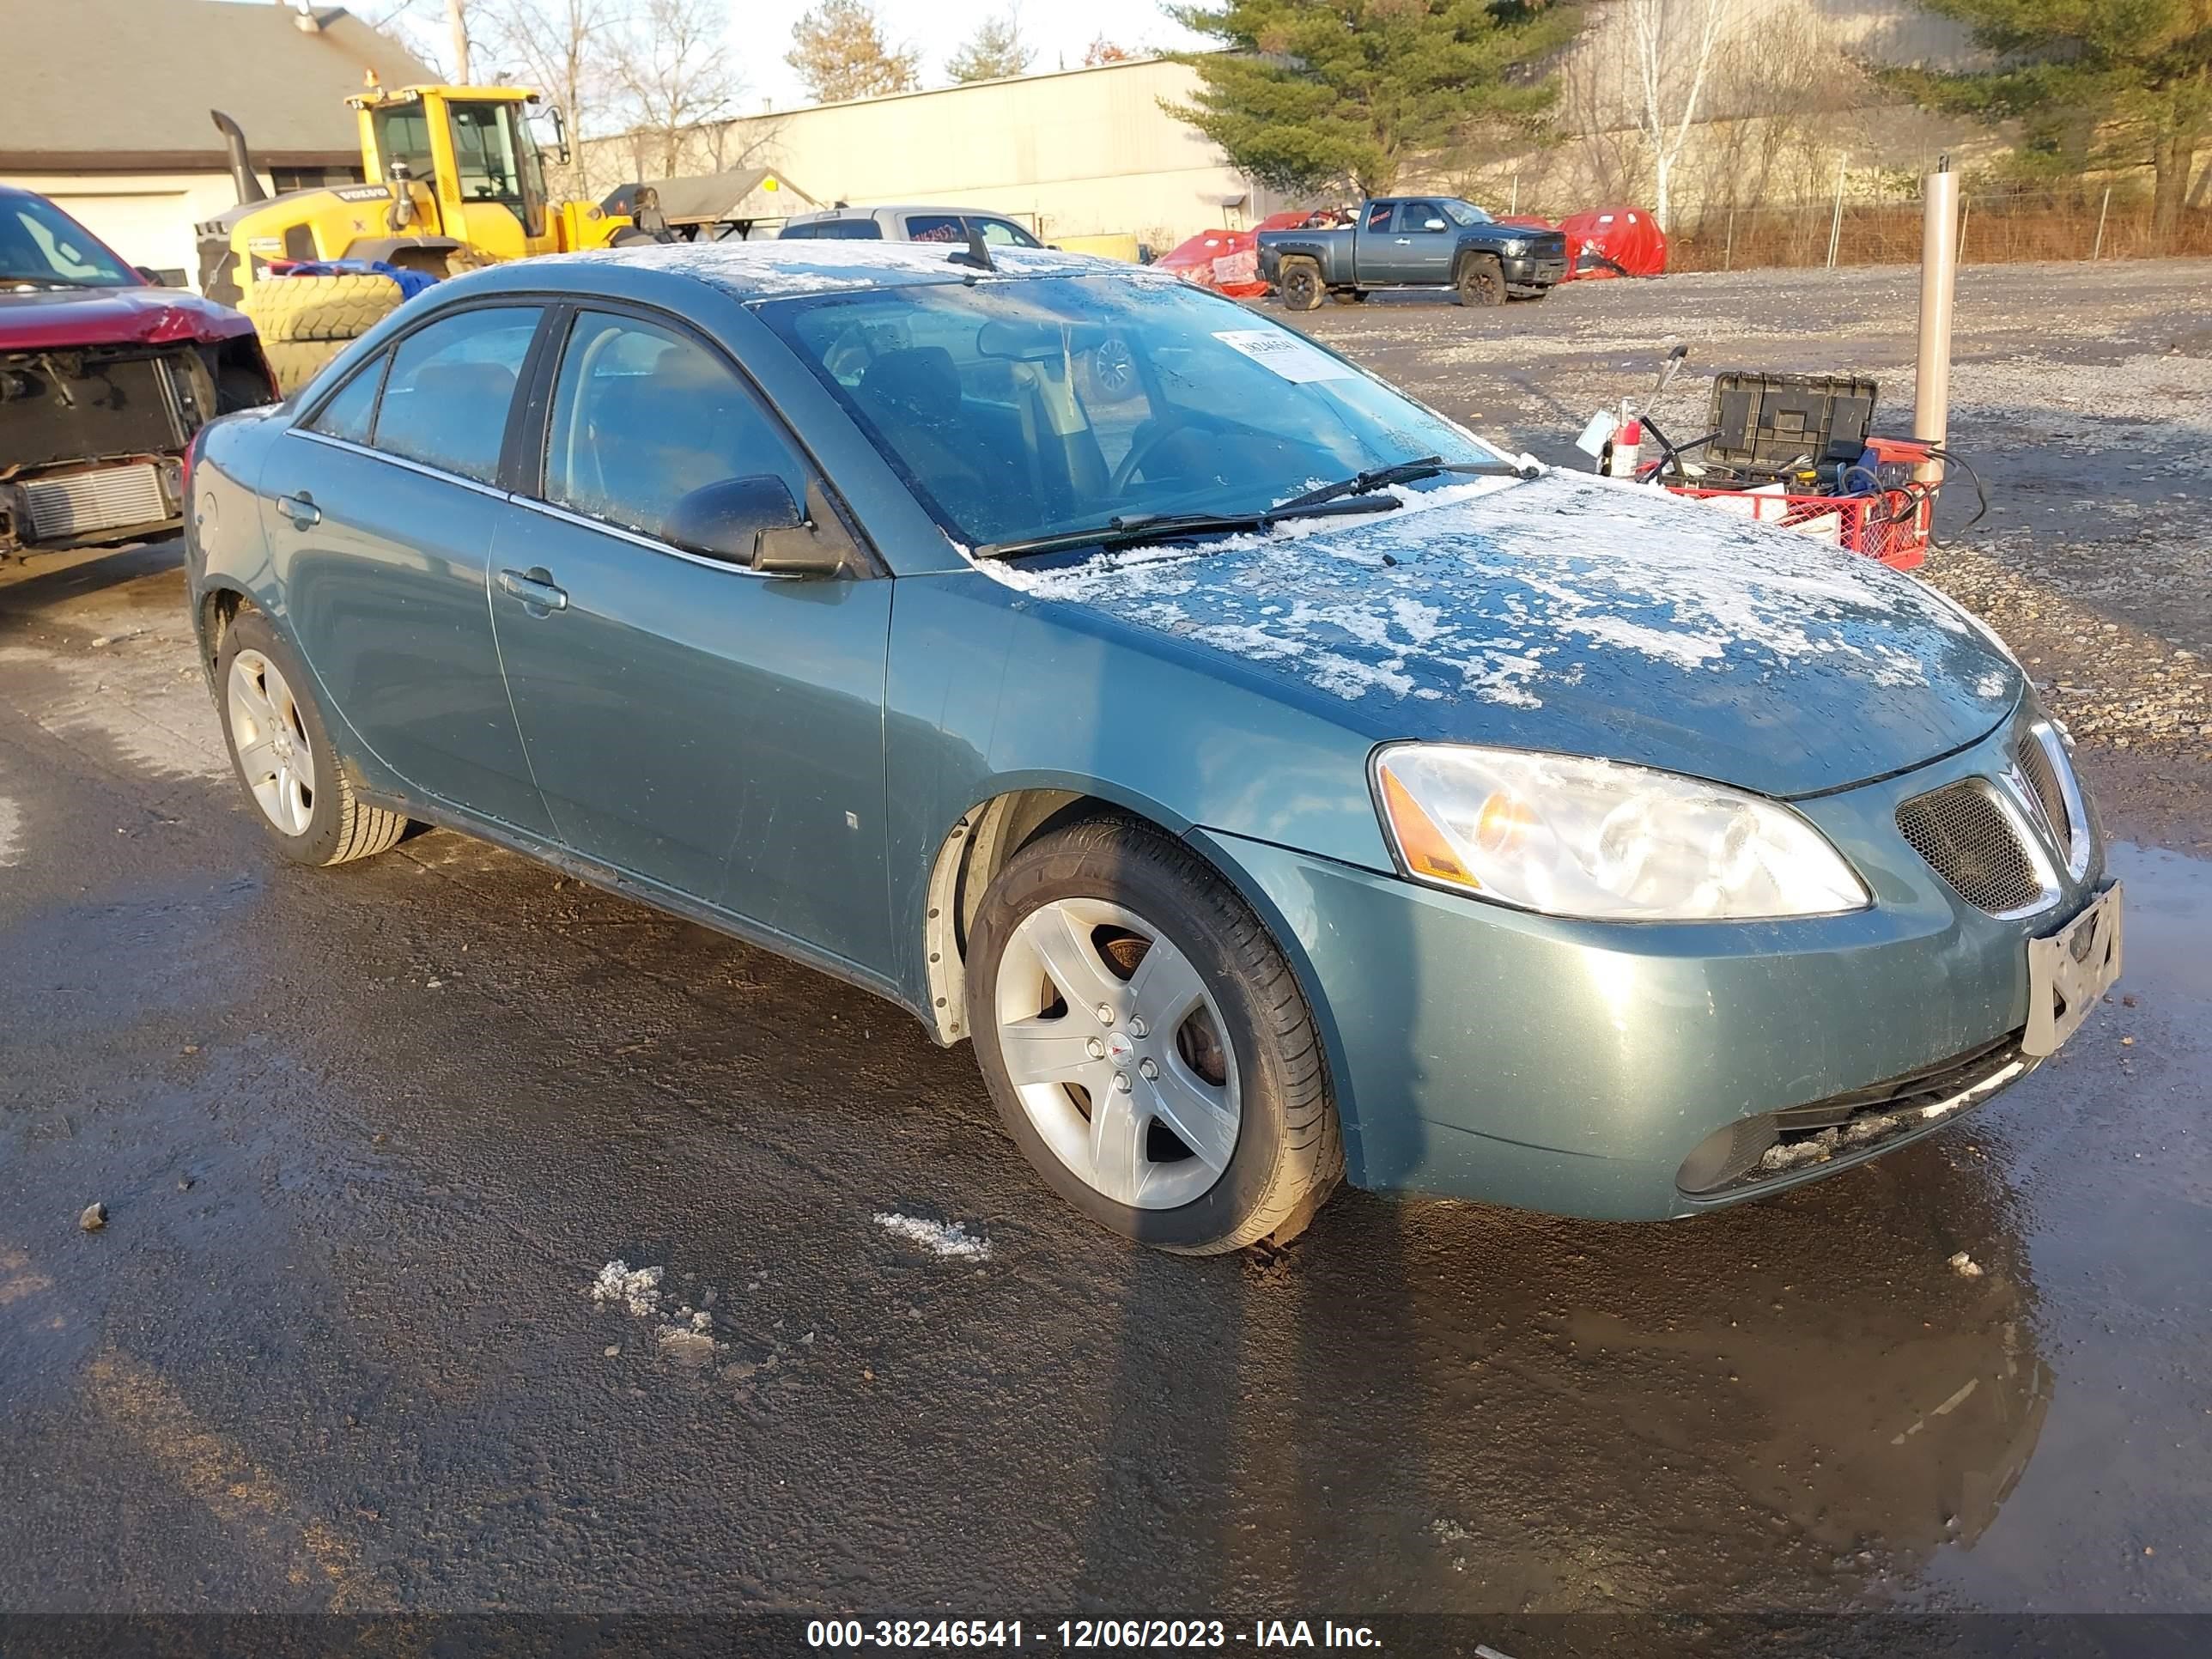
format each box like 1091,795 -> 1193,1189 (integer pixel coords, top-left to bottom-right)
0,0 -> 433,289
601,58 -> 1284,256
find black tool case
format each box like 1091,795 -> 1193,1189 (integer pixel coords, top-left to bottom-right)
1705,372 -> 1879,475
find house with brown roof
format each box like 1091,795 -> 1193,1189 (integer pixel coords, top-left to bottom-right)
0,0 -> 433,288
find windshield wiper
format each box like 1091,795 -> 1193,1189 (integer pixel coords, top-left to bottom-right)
975,493 -> 1402,562
1273,453 -> 1538,513
0,275 -> 93,289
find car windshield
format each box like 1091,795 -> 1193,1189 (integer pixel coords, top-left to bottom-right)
0,195 -> 137,288
760,274 -> 1506,550
1439,199 -> 1492,226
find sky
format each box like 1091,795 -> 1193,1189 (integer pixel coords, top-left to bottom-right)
223,0 -> 1218,113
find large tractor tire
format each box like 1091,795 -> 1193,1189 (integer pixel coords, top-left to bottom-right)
243,274 -> 406,394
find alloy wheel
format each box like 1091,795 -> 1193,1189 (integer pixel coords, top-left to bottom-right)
993,897 -> 1241,1209
227,648 -> 317,836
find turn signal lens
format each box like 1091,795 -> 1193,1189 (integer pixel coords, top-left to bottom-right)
1379,767 -> 1475,889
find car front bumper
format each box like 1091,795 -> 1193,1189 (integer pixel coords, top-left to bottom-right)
1194,718 -> 2107,1220
1502,253 -> 1567,287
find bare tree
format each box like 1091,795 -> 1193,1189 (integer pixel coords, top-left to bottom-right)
615,0 -> 746,176
477,0 -> 629,198
1082,36 -> 1133,67
787,0 -> 921,103
945,9 -> 1033,84
1625,0 -> 1732,229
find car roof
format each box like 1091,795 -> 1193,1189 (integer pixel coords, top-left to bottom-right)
786,204 -> 1022,222
520,238 -> 1161,304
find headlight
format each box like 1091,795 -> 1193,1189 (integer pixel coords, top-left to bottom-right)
1371,744 -> 1869,921
1500,239 -> 1528,256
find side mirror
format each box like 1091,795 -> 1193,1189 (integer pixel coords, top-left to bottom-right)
1424,219 -> 1447,232
664,475 -> 856,577
134,265 -> 167,287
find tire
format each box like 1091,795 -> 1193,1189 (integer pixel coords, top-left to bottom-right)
1278,258 -> 1325,313
1455,252 -> 1505,307
241,273 -> 406,343
244,273 -> 406,394
216,610 -> 410,867
968,818 -> 1343,1255
261,338 -> 349,397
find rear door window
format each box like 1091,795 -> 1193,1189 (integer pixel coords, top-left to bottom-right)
1364,202 -> 1395,234
540,310 -> 808,544
305,353 -> 388,444
368,306 -> 541,484
905,215 -> 965,244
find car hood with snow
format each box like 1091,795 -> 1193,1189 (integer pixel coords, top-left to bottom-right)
994,471 -> 2019,800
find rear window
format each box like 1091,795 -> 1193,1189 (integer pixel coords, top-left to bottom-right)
783,218 -> 882,240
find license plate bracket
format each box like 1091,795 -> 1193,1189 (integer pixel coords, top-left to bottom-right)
2023,882 -> 2123,1057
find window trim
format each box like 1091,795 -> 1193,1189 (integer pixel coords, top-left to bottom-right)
510,295 -> 886,580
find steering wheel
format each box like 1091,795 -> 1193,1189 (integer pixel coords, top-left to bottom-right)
1109,411 -> 1200,497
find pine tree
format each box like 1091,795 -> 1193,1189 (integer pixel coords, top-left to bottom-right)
1164,0 -> 1581,198
1896,1 -> 2209,246
945,13 -> 1034,84
786,0 -> 922,103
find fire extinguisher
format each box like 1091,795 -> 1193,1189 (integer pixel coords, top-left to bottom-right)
1602,401 -> 1643,478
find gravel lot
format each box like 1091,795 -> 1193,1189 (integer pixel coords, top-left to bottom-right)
2,258 -> 2209,1646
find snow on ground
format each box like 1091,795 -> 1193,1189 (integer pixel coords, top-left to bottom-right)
590,1260 -> 664,1317
873,1212 -> 994,1261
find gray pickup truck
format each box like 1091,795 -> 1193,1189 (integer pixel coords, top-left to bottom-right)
1256,198 -> 1568,309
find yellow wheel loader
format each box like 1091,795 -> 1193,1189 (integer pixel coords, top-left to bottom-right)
198,82 -> 642,391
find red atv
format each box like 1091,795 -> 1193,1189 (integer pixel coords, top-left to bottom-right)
2,186 -> 276,559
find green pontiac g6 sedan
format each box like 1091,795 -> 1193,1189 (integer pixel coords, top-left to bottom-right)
183,240 -> 2121,1253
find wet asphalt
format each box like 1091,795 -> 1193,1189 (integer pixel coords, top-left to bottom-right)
3,267 -> 2210,1644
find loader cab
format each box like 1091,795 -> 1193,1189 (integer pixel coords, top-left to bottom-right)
356,87 -> 552,257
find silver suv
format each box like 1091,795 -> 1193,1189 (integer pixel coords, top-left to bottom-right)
780,204 -> 1043,248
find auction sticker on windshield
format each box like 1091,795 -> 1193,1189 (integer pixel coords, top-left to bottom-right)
1212,329 -> 1358,383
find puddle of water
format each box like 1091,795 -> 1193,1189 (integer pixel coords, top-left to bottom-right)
1905,838 -> 2212,1612
2103,842 -> 2212,1004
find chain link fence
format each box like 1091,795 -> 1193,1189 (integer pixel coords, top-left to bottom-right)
1658,180 -> 2212,273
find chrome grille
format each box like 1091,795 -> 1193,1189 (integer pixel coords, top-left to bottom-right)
2017,734 -> 2070,847
1896,781 -> 2044,914
22,464 -> 168,540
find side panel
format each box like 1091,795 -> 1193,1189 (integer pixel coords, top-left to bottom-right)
881,568 -> 1398,1010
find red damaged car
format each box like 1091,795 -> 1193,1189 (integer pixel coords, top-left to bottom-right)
2,185 -> 276,558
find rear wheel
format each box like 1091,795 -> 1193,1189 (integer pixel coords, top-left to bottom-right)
1278,258 -> 1325,312
969,819 -> 1342,1254
216,611 -> 409,866
1455,253 -> 1505,307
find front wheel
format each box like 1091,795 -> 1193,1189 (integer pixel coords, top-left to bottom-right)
968,819 -> 1343,1254
1455,253 -> 1505,307
1277,258 -> 1325,312
216,611 -> 410,866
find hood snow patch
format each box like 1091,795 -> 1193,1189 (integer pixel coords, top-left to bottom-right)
978,471 -> 1975,712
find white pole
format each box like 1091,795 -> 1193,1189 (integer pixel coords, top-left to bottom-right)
1826,155 -> 1847,269
1915,157 -> 1960,486
1510,173 -> 1519,216
2092,185 -> 2112,259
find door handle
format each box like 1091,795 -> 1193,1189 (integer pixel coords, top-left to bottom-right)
1393,237 -> 1412,245
498,567 -> 568,612
276,493 -> 320,528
